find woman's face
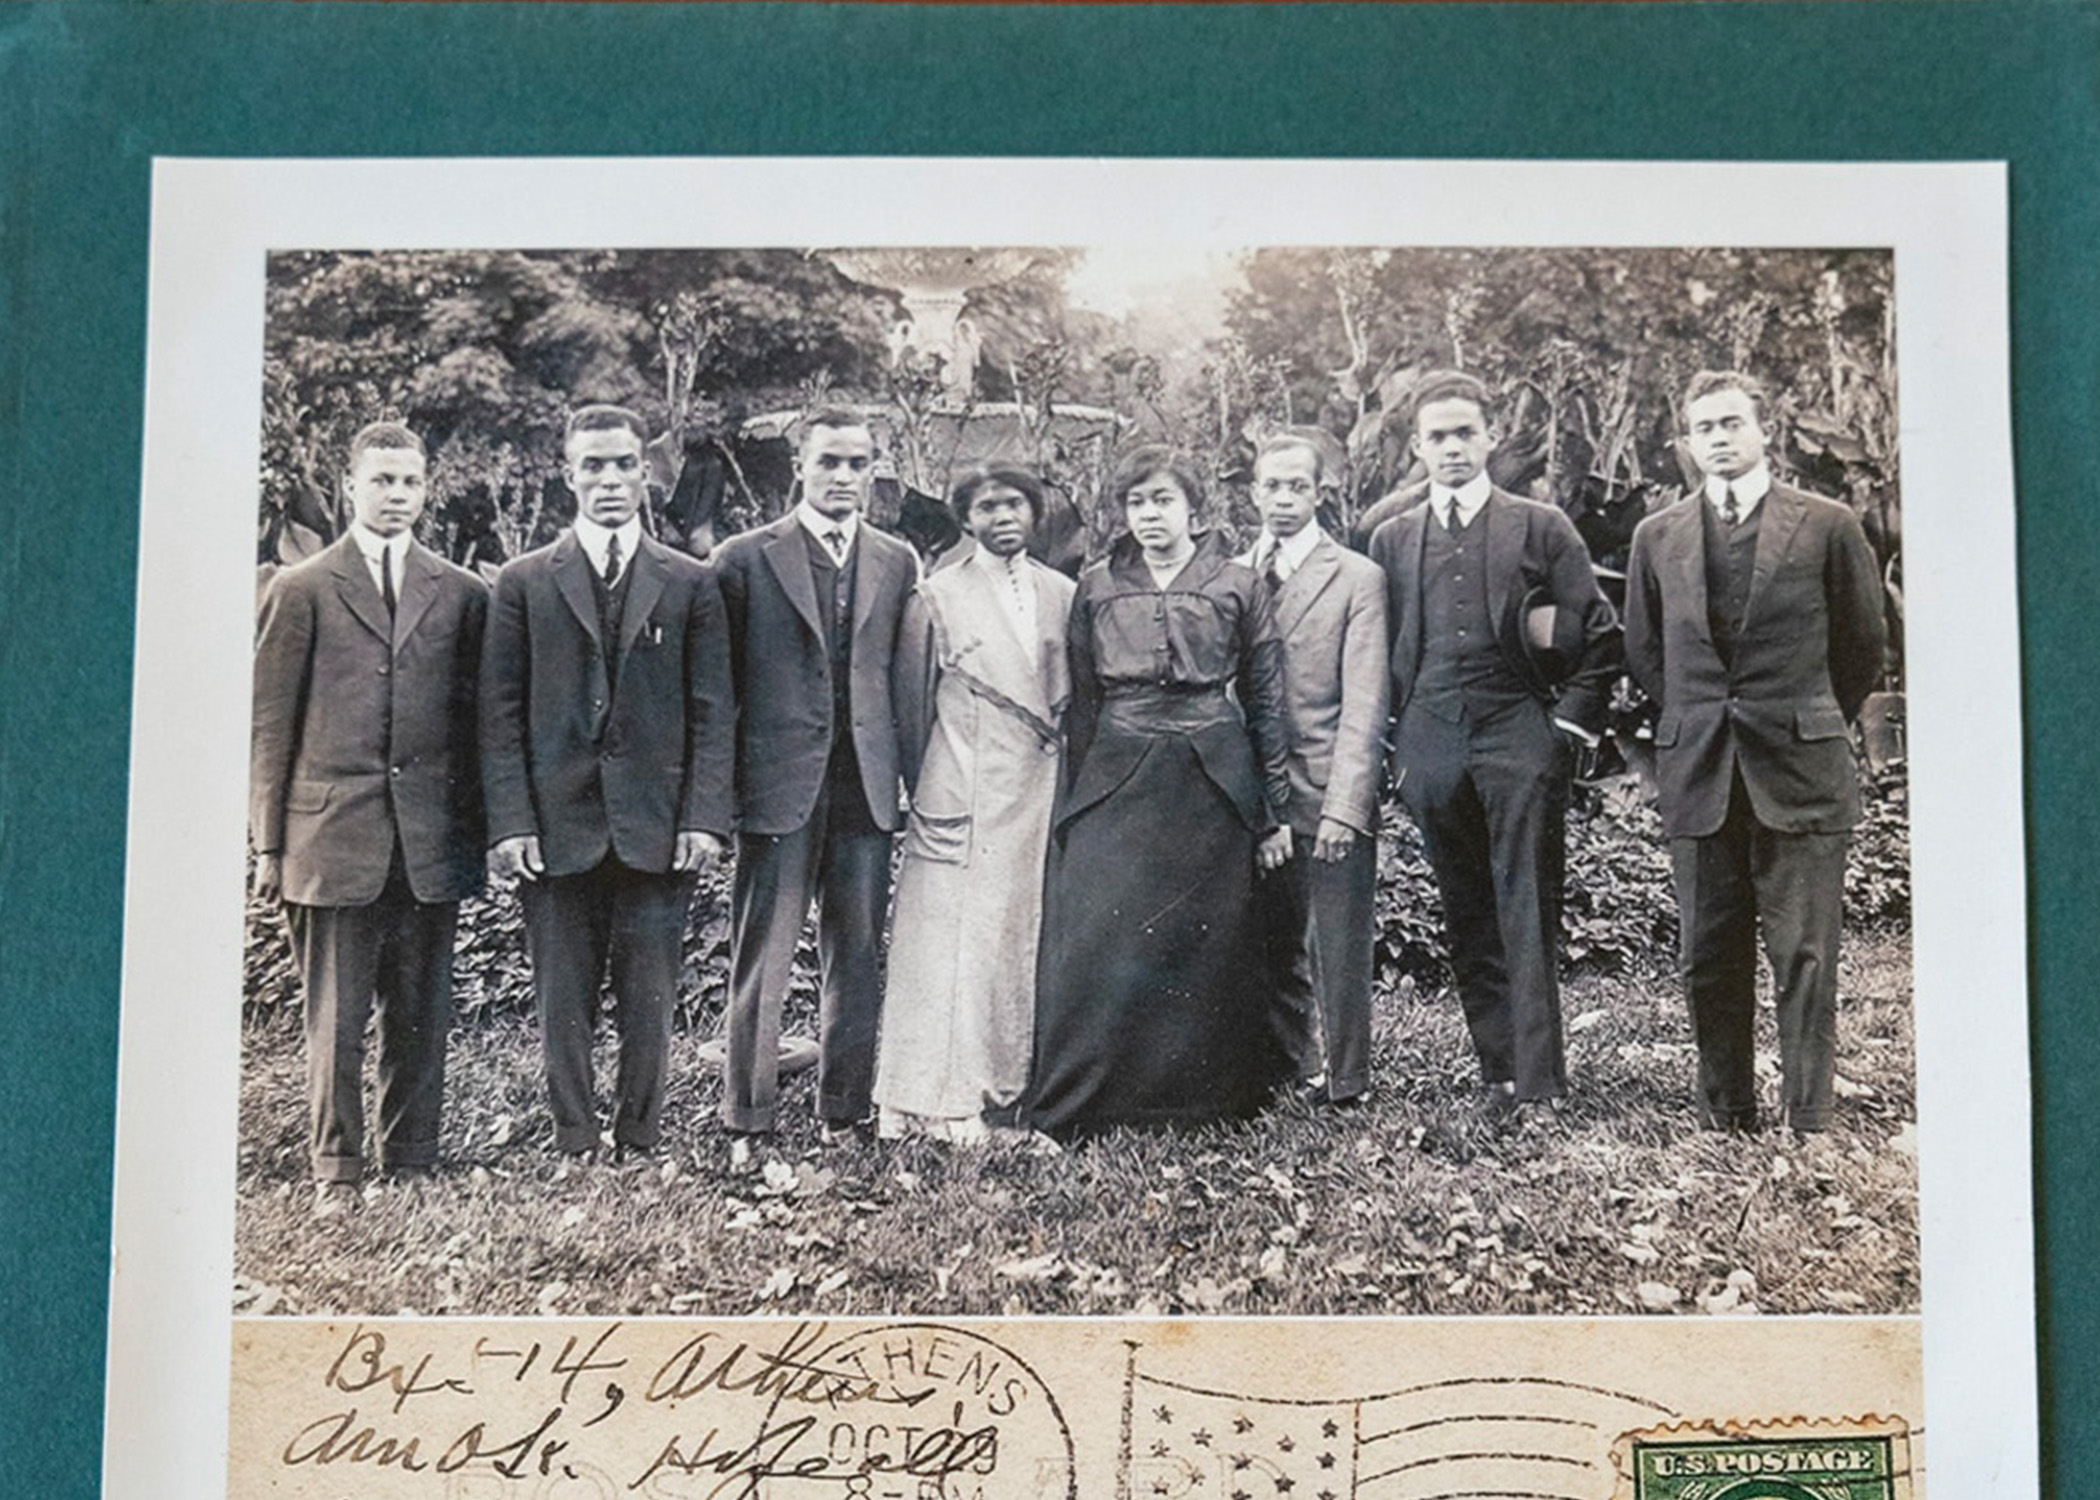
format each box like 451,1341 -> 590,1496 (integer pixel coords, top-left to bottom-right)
1123,470 -> 1194,555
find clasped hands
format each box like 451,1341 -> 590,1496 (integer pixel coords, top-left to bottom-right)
1256,817 -> 1357,873
486,831 -> 725,883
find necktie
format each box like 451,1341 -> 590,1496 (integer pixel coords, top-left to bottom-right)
1263,546 -> 1286,595
1439,499 -> 1456,532
380,545 -> 397,619
603,532 -> 623,585
825,528 -> 847,564
1721,485 -> 1740,527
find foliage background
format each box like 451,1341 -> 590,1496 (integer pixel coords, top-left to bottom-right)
259,245 -> 1901,667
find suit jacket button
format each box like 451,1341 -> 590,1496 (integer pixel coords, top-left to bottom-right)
377,665 -> 390,676
390,766 -> 401,777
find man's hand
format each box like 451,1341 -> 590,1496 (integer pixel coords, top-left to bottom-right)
1257,826 -> 1296,872
252,852 -> 283,902
489,835 -> 545,883
673,831 -> 727,873
1312,818 -> 1358,863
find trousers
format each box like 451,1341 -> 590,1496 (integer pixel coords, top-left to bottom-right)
285,859 -> 456,1182
722,774 -> 890,1132
1260,826 -> 1378,1101
521,858 -> 696,1154
1396,697 -> 1571,1100
1671,775 -> 1848,1131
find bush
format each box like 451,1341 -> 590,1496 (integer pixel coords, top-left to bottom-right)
242,765 -> 1908,1027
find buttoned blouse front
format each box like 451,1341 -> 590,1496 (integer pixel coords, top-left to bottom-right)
1063,531 -> 1293,829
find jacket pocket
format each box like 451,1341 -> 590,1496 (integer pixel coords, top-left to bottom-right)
905,808 -> 971,865
286,778 -> 333,813
1794,705 -> 1850,741
1653,713 -> 1681,748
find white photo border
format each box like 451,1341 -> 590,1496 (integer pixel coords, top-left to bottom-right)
109,156 -> 2028,1498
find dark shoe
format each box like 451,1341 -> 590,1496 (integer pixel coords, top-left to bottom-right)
820,1119 -> 873,1148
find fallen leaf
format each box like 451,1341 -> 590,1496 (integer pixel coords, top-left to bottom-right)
1569,1009 -> 1609,1034
759,1266 -> 798,1300
814,1269 -> 850,1297
996,1252 -> 1064,1283
1636,1281 -> 1682,1311
1697,1284 -> 1742,1315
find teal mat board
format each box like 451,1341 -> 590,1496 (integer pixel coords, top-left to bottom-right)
1,2 -> 2094,1495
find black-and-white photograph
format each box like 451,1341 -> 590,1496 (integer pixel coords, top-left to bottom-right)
232,240 -> 1914,1321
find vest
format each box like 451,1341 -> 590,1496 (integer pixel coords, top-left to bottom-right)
1701,498 -> 1761,663
803,526 -> 870,817
587,551 -> 636,700
1412,504 -> 1529,723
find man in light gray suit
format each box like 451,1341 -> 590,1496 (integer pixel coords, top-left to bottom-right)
1244,432 -> 1390,1104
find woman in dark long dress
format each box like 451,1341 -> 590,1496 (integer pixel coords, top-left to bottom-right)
1025,447 -> 1298,1137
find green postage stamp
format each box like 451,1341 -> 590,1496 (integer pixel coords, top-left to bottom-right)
1616,1417 -> 1914,1500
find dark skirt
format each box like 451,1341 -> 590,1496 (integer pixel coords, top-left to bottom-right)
1025,730 -> 1289,1137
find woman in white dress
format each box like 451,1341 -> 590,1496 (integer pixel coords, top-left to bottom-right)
875,467 -> 1077,1143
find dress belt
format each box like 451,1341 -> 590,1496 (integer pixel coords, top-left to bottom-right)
1100,684 -> 1240,733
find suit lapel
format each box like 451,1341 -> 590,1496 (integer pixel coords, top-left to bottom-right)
1672,499 -> 1712,643
551,531 -> 601,647
1743,485 -> 1806,630
618,536 -> 670,658
1404,507 -> 1430,677
1485,491 -> 1521,631
762,520 -> 825,641
1276,536 -> 1339,638
391,543 -> 440,652
327,535 -> 393,646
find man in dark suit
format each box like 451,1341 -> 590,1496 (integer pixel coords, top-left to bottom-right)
1368,372 -> 1619,1113
1625,370 -> 1887,1133
251,421 -> 487,1212
712,409 -> 919,1140
1242,433 -> 1390,1105
480,405 -> 735,1161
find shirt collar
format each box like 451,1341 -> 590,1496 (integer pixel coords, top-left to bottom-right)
795,502 -> 860,552
1705,463 -> 1772,519
573,514 -> 642,578
1260,523 -> 1324,576
969,542 -> 1028,581
348,523 -> 410,566
1429,472 -> 1493,526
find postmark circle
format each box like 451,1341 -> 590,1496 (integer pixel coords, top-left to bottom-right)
757,1323 -> 1076,1500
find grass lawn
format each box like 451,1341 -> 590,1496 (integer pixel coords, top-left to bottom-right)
233,928 -> 1914,1321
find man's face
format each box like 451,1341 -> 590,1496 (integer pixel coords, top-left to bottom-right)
1684,387 -> 1769,481
1253,445 -> 1321,540
964,483 -> 1034,559
798,422 -> 876,520
344,445 -> 428,538
1412,397 -> 1495,490
565,425 -> 648,528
